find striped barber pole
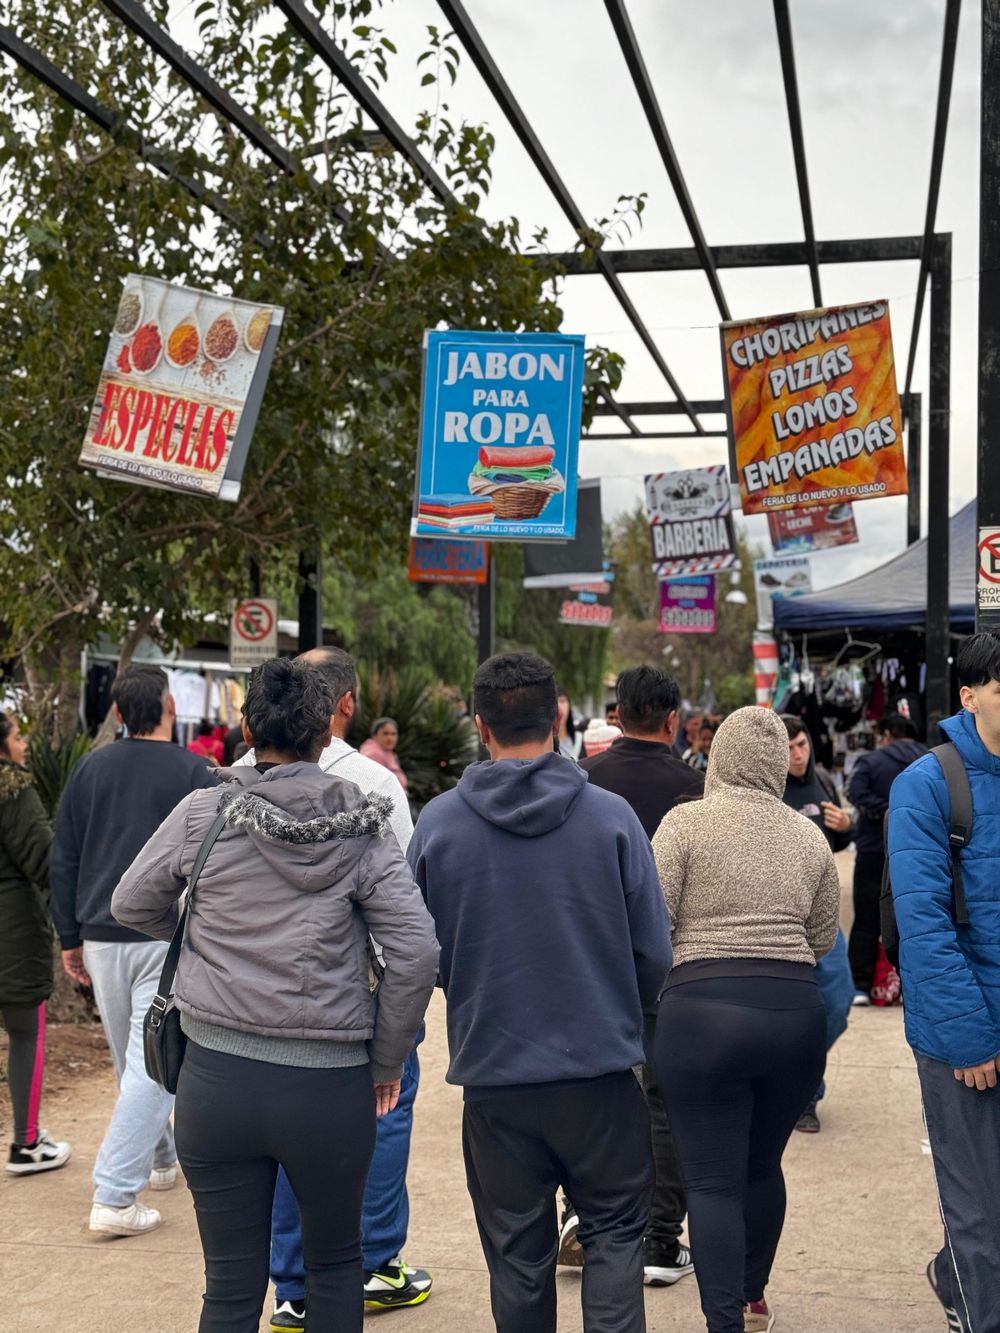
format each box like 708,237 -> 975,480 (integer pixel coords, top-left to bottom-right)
753,632 -> 779,707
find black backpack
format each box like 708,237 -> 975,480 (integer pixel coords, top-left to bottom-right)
880,741 -> 971,970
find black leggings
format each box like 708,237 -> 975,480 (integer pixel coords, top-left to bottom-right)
654,977 -> 826,1333
174,1041 -> 376,1333
1,1002 -> 45,1146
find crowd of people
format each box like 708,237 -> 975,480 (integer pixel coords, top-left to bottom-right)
2,633 -> 1000,1332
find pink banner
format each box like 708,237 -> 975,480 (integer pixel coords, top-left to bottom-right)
659,576 -> 716,634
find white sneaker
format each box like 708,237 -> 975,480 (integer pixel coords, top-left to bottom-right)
5,1130 -> 71,1175
89,1201 -> 163,1236
149,1164 -> 178,1191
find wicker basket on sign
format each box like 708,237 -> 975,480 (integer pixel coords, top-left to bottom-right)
490,485 -> 552,520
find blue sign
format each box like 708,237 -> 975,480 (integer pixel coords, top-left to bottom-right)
412,329 -> 586,542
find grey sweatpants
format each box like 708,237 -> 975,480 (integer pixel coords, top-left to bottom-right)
84,940 -> 176,1208
918,1053 -> 1000,1332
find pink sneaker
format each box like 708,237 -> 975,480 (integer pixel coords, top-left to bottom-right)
744,1299 -> 775,1331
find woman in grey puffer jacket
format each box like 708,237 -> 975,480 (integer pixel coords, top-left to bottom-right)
113,658 -> 439,1333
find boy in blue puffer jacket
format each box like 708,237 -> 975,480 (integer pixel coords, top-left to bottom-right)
888,632 -> 1000,1333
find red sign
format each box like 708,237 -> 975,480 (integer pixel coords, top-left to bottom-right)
408,538 -> 488,585
768,503 -> 859,553
234,600 -> 275,640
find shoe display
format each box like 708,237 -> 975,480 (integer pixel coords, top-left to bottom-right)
269,1298 -> 306,1332
363,1257 -> 432,1309
926,1259 -> 963,1332
643,1239 -> 694,1287
5,1130 -> 71,1176
744,1297 -> 775,1331
149,1164 -> 178,1191
89,1200 -> 163,1236
794,1107 -> 821,1134
556,1207 -> 584,1268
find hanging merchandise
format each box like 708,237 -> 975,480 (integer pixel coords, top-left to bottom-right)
721,299 -> 906,515
644,466 -> 739,578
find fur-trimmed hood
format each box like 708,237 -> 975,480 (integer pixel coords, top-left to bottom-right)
212,761 -> 393,894
0,760 -> 33,805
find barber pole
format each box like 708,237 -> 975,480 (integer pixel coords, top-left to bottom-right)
753,633 -> 779,707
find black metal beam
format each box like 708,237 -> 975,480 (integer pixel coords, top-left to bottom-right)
907,392 -> 922,547
603,0 -> 729,320
773,0 -> 821,307
593,399 -> 726,416
0,23 -> 243,230
436,0 -> 704,434
926,236 -> 952,739
275,0 -> 456,208
903,0 -> 962,406
548,235 -> 925,274
977,0 -> 1000,630
477,555 -> 496,665
582,429 -> 727,440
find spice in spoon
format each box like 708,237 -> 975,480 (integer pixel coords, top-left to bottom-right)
167,321 -> 200,367
205,314 -> 238,362
114,290 -> 142,336
131,322 -> 163,372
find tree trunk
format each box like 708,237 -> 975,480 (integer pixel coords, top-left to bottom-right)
92,612 -> 159,749
53,634 -> 84,742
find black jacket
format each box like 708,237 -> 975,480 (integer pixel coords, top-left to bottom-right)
0,763 -> 54,1006
581,736 -> 705,839
847,738 -> 927,858
784,756 -> 854,854
51,738 -> 218,949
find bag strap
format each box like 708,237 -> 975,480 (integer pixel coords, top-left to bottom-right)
931,742 -> 972,926
149,806 -> 230,1022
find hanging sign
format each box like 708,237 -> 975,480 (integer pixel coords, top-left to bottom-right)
229,597 -> 278,668
645,465 -> 738,577
81,275 -> 283,501
768,503 -> 859,553
659,576 -> 716,634
408,538 -> 489,585
558,576 -> 614,628
721,299 -> 906,515
412,329 -> 585,541
753,558 -> 812,630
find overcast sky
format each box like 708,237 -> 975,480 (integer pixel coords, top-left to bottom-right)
174,0 -> 983,591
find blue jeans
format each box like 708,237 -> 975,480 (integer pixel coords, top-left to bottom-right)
271,1045 -> 420,1301
811,929 -> 853,1107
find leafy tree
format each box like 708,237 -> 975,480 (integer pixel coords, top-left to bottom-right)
0,0 -> 624,737
607,503 -> 761,710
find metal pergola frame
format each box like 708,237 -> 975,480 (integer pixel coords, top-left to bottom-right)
0,0 -> 967,730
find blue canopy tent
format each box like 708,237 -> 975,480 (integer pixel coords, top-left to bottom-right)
773,500 -> 975,634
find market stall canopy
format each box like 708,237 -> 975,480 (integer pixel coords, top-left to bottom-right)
773,499 -> 975,632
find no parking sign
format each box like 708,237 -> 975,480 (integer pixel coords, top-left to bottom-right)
230,597 -> 278,667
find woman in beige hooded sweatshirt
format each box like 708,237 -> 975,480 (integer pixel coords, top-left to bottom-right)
651,706 -> 839,1333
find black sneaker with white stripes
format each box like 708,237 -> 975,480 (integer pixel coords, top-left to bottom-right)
643,1238 -> 694,1287
5,1130 -> 71,1176
926,1259 -> 963,1332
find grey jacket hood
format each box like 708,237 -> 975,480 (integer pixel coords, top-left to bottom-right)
704,706 -> 789,800
219,763 -> 393,893
458,751 -> 588,837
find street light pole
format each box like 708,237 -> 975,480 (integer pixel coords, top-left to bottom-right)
977,0 -> 1000,630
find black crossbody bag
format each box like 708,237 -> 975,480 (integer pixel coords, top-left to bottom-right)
143,806 -> 229,1094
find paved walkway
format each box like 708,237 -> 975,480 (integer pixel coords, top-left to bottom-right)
1,858 -> 948,1331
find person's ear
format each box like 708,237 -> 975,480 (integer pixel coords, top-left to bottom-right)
551,714 -> 560,739
664,710 -> 679,745
960,684 -> 978,714
474,713 -> 490,748
164,693 -> 176,722
241,718 -> 253,746
338,690 -> 356,722
113,704 -> 124,727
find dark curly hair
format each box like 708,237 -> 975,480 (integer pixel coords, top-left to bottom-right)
0,710 -> 13,754
242,658 -> 335,760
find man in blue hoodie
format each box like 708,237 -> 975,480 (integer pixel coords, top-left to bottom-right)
888,632 -> 1000,1332
408,653 -> 671,1333
846,713 -> 926,1001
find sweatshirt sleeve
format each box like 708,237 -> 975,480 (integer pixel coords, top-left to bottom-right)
651,816 -> 687,929
805,848 -> 840,960
619,814 -> 672,1014
846,754 -> 885,822
356,831 -> 440,1083
49,771 -> 84,949
111,793 -> 198,941
889,764 -> 1000,1068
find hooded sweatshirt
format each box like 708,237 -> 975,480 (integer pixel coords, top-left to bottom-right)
652,707 -> 840,969
847,738 -> 927,858
783,744 -> 854,854
407,750 -> 671,1091
112,764 -> 439,1081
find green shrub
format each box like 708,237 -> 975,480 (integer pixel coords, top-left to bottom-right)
27,732 -> 91,818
